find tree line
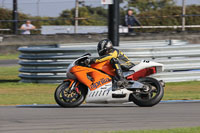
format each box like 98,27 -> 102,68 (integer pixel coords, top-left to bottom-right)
0,0 -> 200,33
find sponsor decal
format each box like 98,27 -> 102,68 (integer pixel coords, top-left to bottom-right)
90,78 -> 111,90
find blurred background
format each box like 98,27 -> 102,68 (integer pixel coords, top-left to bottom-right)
0,0 -> 200,34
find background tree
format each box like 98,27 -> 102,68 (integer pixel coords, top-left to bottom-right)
127,0 -> 175,12
0,8 -> 29,29
59,6 -> 108,26
0,1 -> 200,33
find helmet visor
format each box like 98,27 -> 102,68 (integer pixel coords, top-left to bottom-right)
98,49 -> 106,56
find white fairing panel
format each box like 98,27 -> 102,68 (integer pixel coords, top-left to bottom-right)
85,81 -> 133,103
85,82 -> 113,103
131,60 -> 164,73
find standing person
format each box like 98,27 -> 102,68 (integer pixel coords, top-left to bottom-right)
20,20 -> 36,35
125,9 -> 142,33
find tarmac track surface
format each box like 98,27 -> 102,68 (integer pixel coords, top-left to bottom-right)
0,60 -> 18,66
0,102 -> 200,133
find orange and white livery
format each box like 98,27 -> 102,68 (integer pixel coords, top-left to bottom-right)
54,53 -> 165,108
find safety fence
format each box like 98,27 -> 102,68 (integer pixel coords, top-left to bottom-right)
18,40 -> 200,83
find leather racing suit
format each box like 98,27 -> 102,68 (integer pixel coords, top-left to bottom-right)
93,48 -> 134,81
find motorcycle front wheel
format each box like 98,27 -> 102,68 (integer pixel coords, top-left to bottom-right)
130,77 -> 164,107
54,81 -> 87,108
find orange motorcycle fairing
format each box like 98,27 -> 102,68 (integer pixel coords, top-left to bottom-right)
91,60 -> 116,77
70,65 -> 112,91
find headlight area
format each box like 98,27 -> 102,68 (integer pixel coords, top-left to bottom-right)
66,63 -> 76,79
67,63 -> 74,73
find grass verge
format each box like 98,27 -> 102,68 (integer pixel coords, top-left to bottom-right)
109,126 -> 200,133
0,66 -> 200,105
0,66 -> 57,105
0,53 -> 19,60
0,66 -> 20,81
0,82 -> 57,105
163,81 -> 200,100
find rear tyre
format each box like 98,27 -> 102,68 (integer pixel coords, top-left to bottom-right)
130,77 -> 164,107
54,81 -> 87,108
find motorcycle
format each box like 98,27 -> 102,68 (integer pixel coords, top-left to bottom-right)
54,53 -> 165,107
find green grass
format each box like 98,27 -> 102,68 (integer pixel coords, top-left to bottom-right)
0,82 -> 57,105
0,53 -> 19,60
0,66 -> 200,105
163,81 -> 200,100
0,66 -> 20,81
108,126 -> 200,133
0,66 -> 57,105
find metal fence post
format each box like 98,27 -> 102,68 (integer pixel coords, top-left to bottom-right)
108,0 -> 119,46
74,0 -> 79,33
182,0 -> 186,31
13,0 -> 18,34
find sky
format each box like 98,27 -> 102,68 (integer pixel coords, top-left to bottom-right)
0,0 -> 199,17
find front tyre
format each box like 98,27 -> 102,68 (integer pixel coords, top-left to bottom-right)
54,81 -> 87,108
130,77 -> 164,107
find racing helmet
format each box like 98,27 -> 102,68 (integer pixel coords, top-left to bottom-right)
97,39 -> 113,56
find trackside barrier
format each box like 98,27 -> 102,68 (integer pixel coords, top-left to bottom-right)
18,40 -> 200,83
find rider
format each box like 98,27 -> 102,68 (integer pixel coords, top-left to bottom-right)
90,39 -> 135,89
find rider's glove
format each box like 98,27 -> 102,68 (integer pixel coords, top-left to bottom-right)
84,58 -> 95,65
89,58 -> 96,64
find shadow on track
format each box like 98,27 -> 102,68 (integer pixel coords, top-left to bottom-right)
16,103 -> 138,108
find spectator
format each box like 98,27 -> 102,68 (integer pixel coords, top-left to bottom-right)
20,20 -> 36,34
125,9 -> 142,33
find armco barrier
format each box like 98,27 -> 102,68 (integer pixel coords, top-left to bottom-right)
18,40 -> 200,83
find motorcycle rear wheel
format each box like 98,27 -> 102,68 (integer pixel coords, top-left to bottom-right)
130,77 -> 164,107
54,81 -> 87,108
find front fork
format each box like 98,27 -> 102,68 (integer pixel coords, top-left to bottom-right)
63,79 -> 81,94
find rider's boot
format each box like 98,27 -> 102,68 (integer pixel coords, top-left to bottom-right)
115,66 -> 128,89
110,58 -> 129,90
